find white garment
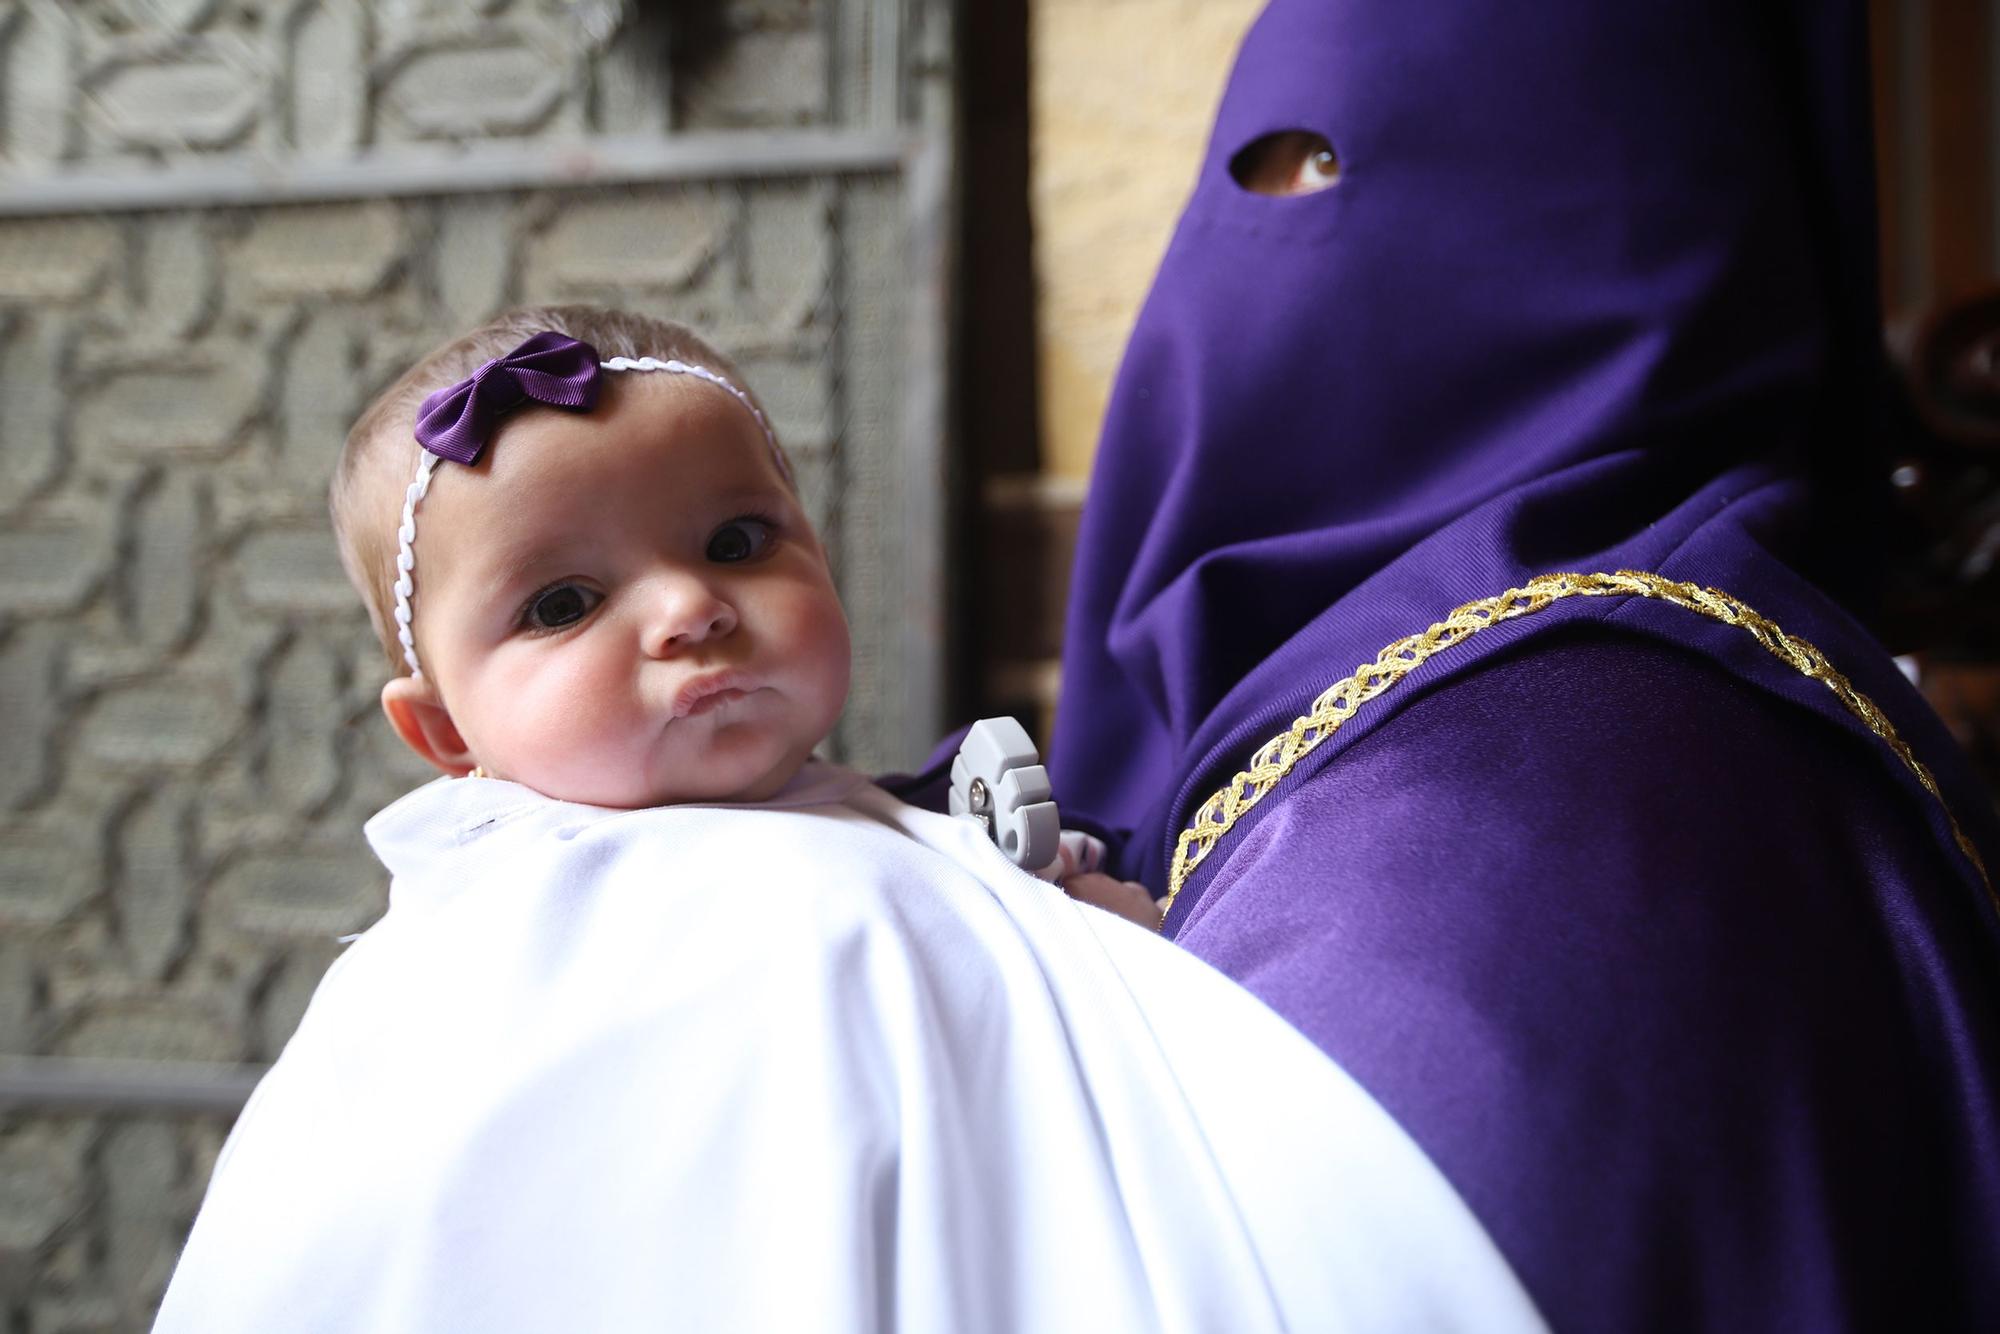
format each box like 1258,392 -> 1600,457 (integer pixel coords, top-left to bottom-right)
156,764 -> 1544,1333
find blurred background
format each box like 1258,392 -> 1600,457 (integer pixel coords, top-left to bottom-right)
0,0 -> 1994,1327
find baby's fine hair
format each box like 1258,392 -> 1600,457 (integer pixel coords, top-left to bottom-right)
331,304 -> 775,674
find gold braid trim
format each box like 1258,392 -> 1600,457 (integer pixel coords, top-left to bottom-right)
1163,569 -> 1997,923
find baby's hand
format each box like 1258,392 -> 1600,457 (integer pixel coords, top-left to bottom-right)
1036,828 -> 1159,928
1062,872 -> 1163,930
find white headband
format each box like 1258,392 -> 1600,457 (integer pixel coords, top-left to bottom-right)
393,356 -> 781,680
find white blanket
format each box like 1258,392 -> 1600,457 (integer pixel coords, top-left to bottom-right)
156,764 -> 1544,1333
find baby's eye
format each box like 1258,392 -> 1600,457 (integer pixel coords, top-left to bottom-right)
706,517 -> 774,564
523,583 -> 599,630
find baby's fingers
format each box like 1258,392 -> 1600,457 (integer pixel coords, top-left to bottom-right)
1062,872 -> 1163,930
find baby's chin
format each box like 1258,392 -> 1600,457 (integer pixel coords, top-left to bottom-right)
671,748 -> 814,806
506,742 -> 816,810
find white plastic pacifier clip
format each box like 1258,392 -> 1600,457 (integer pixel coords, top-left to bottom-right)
950,717 -> 1066,874
392,357 -> 784,680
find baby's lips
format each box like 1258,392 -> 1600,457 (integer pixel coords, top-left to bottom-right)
670,668 -> 758,719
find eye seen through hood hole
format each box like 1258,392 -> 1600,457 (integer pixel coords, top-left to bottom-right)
1229,130 -> 1341,197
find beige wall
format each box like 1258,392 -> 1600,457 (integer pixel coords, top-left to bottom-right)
978,0 -> 1260,736
1029,0 -> 1263,479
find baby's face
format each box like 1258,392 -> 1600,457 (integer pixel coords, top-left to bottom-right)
402,372 -> 850,807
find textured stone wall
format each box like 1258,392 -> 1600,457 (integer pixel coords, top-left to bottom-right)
0,1 -> 944,1327
0,0 -> 865,161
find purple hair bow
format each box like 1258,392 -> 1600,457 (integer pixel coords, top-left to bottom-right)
413,331 -> 603,465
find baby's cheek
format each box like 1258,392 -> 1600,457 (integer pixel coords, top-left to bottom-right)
812,623 -> 853,720
488,650 -> 640,777
803,593 -> 853,711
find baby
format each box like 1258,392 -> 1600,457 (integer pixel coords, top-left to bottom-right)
153,305 -> 1544,1333
334,304 -> 1155,923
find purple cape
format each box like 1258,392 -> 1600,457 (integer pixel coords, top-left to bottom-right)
1049,0 -> 2000,1327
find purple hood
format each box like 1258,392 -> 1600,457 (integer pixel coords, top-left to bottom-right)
1047,0 -> 1977,901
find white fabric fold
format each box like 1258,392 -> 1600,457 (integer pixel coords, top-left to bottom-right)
156,765 -> 1544,1333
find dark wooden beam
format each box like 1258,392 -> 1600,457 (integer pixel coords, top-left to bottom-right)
1870,0 -> 1911,312
1926,0 -> 1994,299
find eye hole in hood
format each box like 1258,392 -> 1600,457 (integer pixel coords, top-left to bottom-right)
1229,130 -> 1341,197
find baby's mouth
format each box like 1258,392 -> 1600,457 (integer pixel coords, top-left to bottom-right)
671,669 -> 758,720
683,687 -> 747,717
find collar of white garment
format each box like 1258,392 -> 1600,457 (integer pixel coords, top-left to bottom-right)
365,759 -> 868,878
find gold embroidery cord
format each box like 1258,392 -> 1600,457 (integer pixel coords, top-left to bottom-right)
1163,569 -> 1997,924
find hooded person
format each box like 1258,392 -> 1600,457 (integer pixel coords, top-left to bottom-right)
1049,0 -> 2000,1328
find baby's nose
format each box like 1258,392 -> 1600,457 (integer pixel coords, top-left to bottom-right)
644,578 -> 738,654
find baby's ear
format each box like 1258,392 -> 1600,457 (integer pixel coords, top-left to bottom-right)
380,676 -> 478,777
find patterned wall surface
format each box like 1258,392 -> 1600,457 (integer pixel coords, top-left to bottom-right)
0,1 -> 949,1327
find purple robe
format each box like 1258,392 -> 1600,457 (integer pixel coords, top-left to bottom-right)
1047,0 -> 2000,1327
